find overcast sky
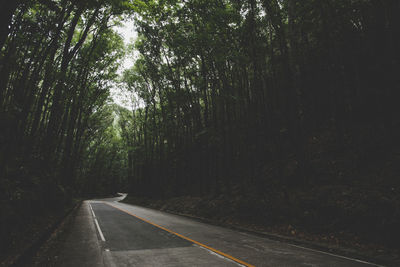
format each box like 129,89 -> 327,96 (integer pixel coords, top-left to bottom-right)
110,19 -> 137,109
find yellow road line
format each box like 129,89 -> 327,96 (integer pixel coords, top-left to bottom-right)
105,202 -> 255,267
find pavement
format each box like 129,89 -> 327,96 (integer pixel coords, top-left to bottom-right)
41,194 -> 383,266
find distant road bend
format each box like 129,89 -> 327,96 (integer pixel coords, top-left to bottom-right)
52,194 -> 382,267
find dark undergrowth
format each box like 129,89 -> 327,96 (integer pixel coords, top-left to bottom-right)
0,196 -> 78,266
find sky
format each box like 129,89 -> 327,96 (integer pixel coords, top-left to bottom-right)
110,19 -> 138,109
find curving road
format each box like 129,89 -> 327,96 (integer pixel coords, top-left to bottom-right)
49,194 -> 382,267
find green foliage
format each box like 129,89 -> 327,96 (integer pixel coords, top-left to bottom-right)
1,0 -> 399,254
0,0 -> 132,257
118,0 -> 400,199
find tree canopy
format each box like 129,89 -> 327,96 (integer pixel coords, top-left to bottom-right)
0,0 -> 135,255
118,0 -> 400,197
1,0 -> 400,258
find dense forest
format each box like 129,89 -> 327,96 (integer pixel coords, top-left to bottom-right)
0,0 -> 133,259
117,0 -> 400,250
1,0 -> 400,262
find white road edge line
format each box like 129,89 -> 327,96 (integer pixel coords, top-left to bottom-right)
287,243 -> 384,267
194,244 -> 246,267
89,203 -> 106,242
89,203 -> 96,218
94,218 -> 106,241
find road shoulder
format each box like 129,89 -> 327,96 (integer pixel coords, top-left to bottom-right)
32,201 -> 106,267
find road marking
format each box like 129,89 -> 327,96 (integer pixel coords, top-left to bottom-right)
89,203 -> 106,242
94,218 -> 106,241
105,202 -> 255,267
89,203 -> 96,218
194,244 -> 246,266
287,243 -> 384,267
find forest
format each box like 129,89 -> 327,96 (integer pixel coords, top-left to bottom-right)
1,0 -> 399,263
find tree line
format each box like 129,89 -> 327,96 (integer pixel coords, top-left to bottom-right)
119,0 -> 400,198
1,0 -> 399,255
0,0 -> 134,254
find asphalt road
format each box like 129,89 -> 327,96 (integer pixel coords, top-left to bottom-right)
51,194 -> 383,267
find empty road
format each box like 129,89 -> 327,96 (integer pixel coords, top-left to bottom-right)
48,194 -> 381,266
